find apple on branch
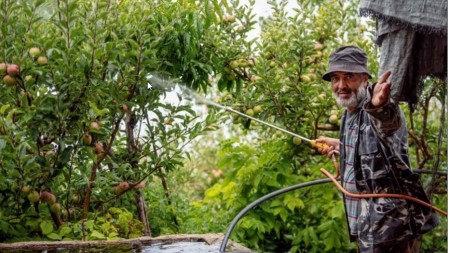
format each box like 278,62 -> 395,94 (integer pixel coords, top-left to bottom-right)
29,47 -> 42,58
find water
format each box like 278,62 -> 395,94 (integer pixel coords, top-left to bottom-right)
144,241 -> 220,252
147,74 -> 224,109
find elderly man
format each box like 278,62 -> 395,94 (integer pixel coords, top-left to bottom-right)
315,46 -> 439,253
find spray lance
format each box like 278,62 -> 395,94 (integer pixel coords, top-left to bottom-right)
219,104 -> 332,151
213,103 -> 341,177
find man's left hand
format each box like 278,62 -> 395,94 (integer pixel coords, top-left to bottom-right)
371,70 -> 392,107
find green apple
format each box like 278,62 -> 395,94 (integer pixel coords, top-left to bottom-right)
49,203 -> 61,214
29,47 -> 41,58
245,108 -> 255,117
301,74 -> 311,82
72,193 -> 80,204
293,137 -> 302,145
329,114 -> 339,124
21,185 -> 31,195
308,73 -> 317,81
253,105 -> 262,114
37,56 -> 48,65
230,60 -> 239,69
82,133 -> 92,145
113,186 -> 122,195
24,75 -> 34,84
3,75 -> 16,86
27,191 -> 40,203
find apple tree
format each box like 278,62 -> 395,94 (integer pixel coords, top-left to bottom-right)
0,0 -> 254,241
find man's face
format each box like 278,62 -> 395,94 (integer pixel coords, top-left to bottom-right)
329,72 -> 368,111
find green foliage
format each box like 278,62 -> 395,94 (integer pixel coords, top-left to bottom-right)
187,136 -> 355,252
0,0 -> 239,242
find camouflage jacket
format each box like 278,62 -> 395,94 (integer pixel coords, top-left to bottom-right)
339,84 -> 440,251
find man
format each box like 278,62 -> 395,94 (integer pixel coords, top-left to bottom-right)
314,46 -> 439,253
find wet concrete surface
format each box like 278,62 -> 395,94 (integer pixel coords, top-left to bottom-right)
0,234 -> 254,253
142,241 -> 221,252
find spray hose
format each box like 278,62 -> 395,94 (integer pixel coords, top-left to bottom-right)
322,155 -> 447,217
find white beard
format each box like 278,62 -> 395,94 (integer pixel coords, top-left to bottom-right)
333,83 -> 366,109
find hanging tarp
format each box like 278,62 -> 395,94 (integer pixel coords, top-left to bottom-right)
359,0 -> 447,105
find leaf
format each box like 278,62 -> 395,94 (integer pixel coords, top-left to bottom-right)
0,138 -> 6,151
59,226 -> 72,237
317,220 -> 333,232
101,221 -> 112,232
307,227 -> 319,243
47,232 -> 62,240
59,146 -> 73,165
279,208 -> 288,222
84,220 -> 95,231
88,101 -> 110,116
269,199 -> 283,208
40,220 -> 53,235
284,194 -> 305,212
0,104 -> 10,115
107,232 -> 120,240
91,230 -> 106,239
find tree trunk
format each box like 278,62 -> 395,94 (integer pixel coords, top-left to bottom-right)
159,172 -> 179,228
126,112 -> 152,235
49,208 -> 64,228
135,190 -> 151,236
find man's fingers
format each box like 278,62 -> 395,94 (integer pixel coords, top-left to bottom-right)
378,70 -> 391,84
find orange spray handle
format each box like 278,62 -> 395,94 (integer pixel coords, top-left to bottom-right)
310,140 -> 330,150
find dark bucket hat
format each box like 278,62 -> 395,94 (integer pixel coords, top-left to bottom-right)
322,45 -> 372,81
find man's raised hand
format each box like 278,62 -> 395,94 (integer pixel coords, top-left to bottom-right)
371,70 -> 392,107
